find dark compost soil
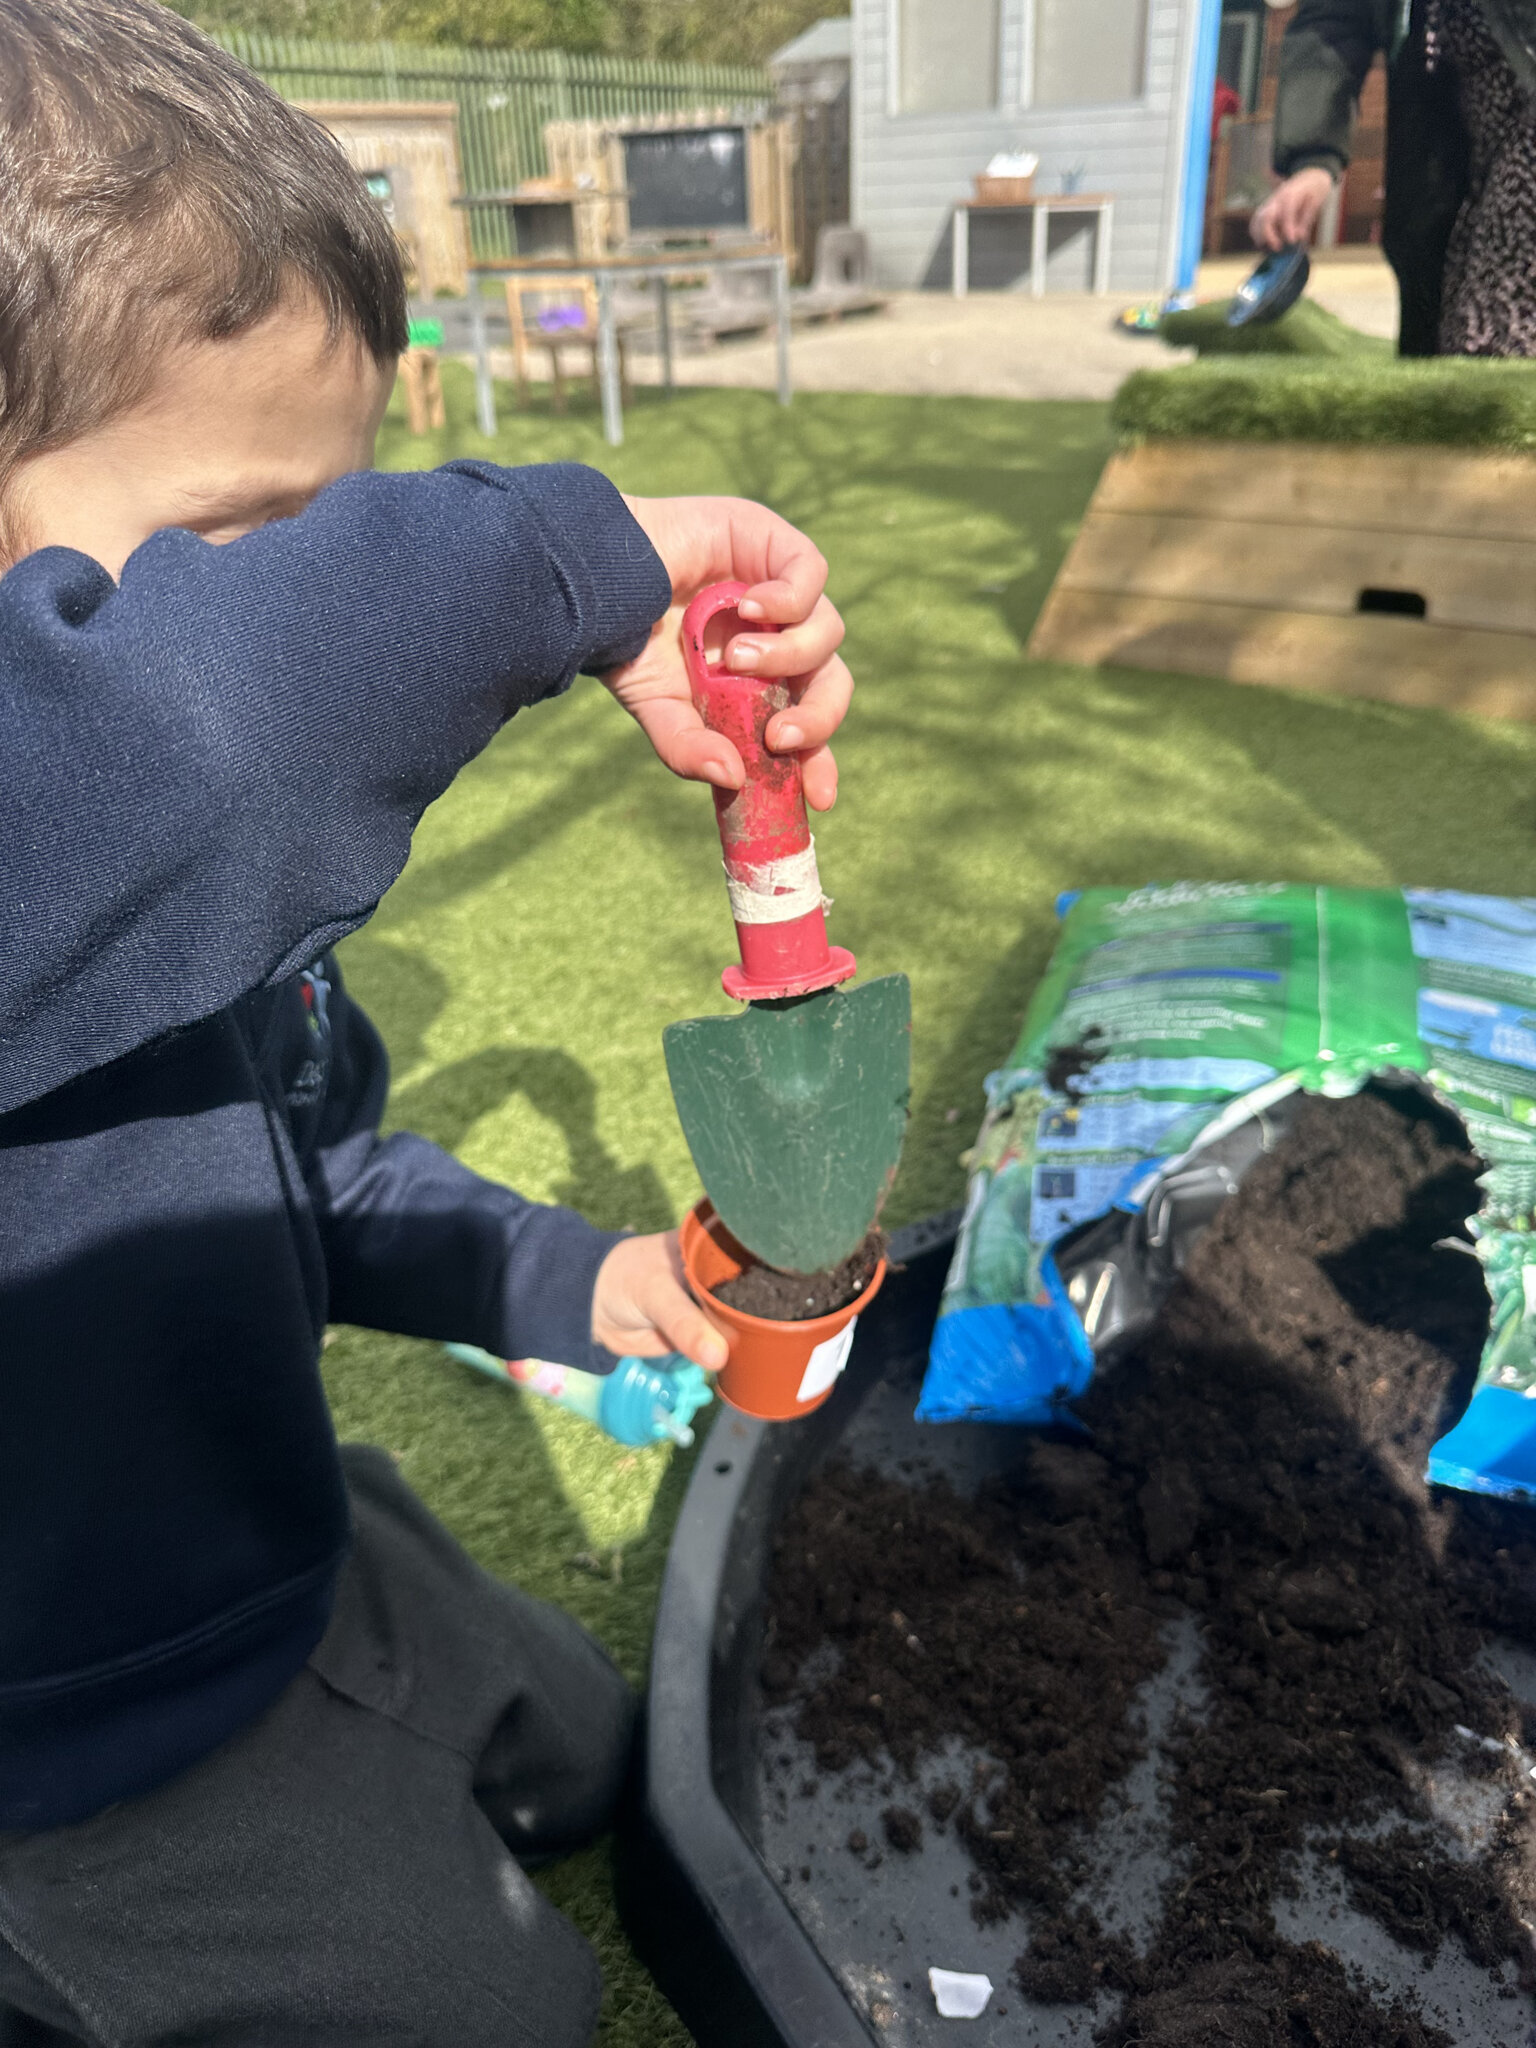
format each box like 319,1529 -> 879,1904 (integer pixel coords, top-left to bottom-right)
713,1228 -> 886,1322
763,1087 -> 1536,2045
1044,1028 -> 1108,1103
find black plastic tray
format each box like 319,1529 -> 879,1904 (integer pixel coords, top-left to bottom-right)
620,1215 -> 1536,2048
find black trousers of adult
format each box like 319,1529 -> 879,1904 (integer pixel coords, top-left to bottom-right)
0,1444 -> 637,2047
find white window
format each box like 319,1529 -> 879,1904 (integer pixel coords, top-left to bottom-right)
897,0 -> 999,113
1029,0 -> 1148,106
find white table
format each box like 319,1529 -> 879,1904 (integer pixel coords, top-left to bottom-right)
468,249 -> 792,448
951,195 -> 1114,299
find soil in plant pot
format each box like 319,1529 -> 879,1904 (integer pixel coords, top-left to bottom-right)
712,1227 -> 886,1322
764,1086 -> 1536,2046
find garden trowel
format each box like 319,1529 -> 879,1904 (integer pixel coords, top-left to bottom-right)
663,582 -> 910,1276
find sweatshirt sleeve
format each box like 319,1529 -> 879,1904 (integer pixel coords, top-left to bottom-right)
307,960 -> 622,1373
0,461 -> 670,1117
1273,0 -> 1384,177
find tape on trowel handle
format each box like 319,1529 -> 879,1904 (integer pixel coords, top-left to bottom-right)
681,580 -> 858,1003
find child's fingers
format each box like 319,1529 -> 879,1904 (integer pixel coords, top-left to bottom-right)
636,1260 -> 730,1371
615,1306 -> 727,1372
659,1295 -> 731,1373
592,1234 -> 731,1371
736,537 -> 829,626
629,695 -> 745,790
763,653 -> 854,756
799,743 -> 840,813
724,594 -> 844,681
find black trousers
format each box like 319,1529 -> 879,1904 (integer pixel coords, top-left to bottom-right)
0,1445 -> 636,2047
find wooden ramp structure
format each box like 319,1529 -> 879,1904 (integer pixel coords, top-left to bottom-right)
1029,440 -> 1536,723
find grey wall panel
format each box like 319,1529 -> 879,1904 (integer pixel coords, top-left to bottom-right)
852,0 -> 1195,293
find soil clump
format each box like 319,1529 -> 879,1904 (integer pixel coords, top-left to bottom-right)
1044,1026 -> 1108,1102
765,1087 -> 1536,2043
713,1227 -> 885,1321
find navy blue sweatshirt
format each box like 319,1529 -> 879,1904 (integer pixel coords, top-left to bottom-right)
0,460 -> 671,1830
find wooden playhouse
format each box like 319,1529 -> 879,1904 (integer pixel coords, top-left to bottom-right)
301,100 -> 472,298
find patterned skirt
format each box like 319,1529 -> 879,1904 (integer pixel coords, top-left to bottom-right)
1428,0 -> 1536,355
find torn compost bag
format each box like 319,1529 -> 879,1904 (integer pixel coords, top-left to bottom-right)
919,882 -> 1536,1501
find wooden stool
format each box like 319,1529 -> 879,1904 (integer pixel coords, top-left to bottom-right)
398,346 -> 446,435
504,276 -> 628,414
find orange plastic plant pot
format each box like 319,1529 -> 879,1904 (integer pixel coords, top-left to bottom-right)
680,1200 -> 887,1422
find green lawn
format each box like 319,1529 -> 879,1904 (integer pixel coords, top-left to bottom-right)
326,363 -> 1536,2044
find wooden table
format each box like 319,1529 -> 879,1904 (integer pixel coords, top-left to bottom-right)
467,247 -> 792,447
951,194 -> 1114,299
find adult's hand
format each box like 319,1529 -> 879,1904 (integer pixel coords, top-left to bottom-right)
1251,166 -> 1336,251
604,495 -> 852,813
592,1230 -> 729,1372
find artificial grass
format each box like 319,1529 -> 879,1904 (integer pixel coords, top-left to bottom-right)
1115,352 -> 1536,449
1158,293 -> 1390,359
328,362 -> 1536,2045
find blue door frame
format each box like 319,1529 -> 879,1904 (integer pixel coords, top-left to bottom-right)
1173,0 -> 1226,297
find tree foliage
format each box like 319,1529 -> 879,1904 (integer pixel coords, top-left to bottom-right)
170,0 -> 840,64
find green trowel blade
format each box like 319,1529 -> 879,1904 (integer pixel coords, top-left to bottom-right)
664,973 -> 911,1276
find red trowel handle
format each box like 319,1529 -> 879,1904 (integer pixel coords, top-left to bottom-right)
681,581 -> 857,1003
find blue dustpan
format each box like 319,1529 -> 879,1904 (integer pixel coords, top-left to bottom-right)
1228,243 -> 1310,327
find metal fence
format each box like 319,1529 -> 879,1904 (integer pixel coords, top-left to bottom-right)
215,29 -> 772,256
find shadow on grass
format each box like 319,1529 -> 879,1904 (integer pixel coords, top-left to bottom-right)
379,723 -> 645,922
332,933 -> 449,1075
388,1047 -> 674,1235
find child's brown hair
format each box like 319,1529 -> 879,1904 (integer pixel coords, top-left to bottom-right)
0,0 -> 407,493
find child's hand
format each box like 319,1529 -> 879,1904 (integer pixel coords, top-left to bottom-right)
592,1231 -> 730,1372
607,495 -> 852,812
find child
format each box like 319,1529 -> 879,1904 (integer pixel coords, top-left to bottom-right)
0,3 -> 852,2042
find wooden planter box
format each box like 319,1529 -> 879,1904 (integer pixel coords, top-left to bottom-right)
973,173 -> 1035,205
1029,439 -> 1536,722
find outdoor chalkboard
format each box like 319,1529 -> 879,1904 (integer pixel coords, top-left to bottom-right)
623,127 -> 749,233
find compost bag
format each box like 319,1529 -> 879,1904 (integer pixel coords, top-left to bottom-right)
921,882 -> 1536,1500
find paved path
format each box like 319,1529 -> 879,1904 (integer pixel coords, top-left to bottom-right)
481,250 -> 1401,406
627,289 -> 1190,401
624,250 -> 1401,402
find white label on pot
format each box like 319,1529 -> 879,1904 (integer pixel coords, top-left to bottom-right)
797,1317 -> 858,1403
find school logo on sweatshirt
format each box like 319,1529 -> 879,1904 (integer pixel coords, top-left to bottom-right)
288,963 -> 334,1107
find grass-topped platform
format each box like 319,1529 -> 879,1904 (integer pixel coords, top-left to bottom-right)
1031,348 -> 1536,714
1114,351 -> 1536,452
